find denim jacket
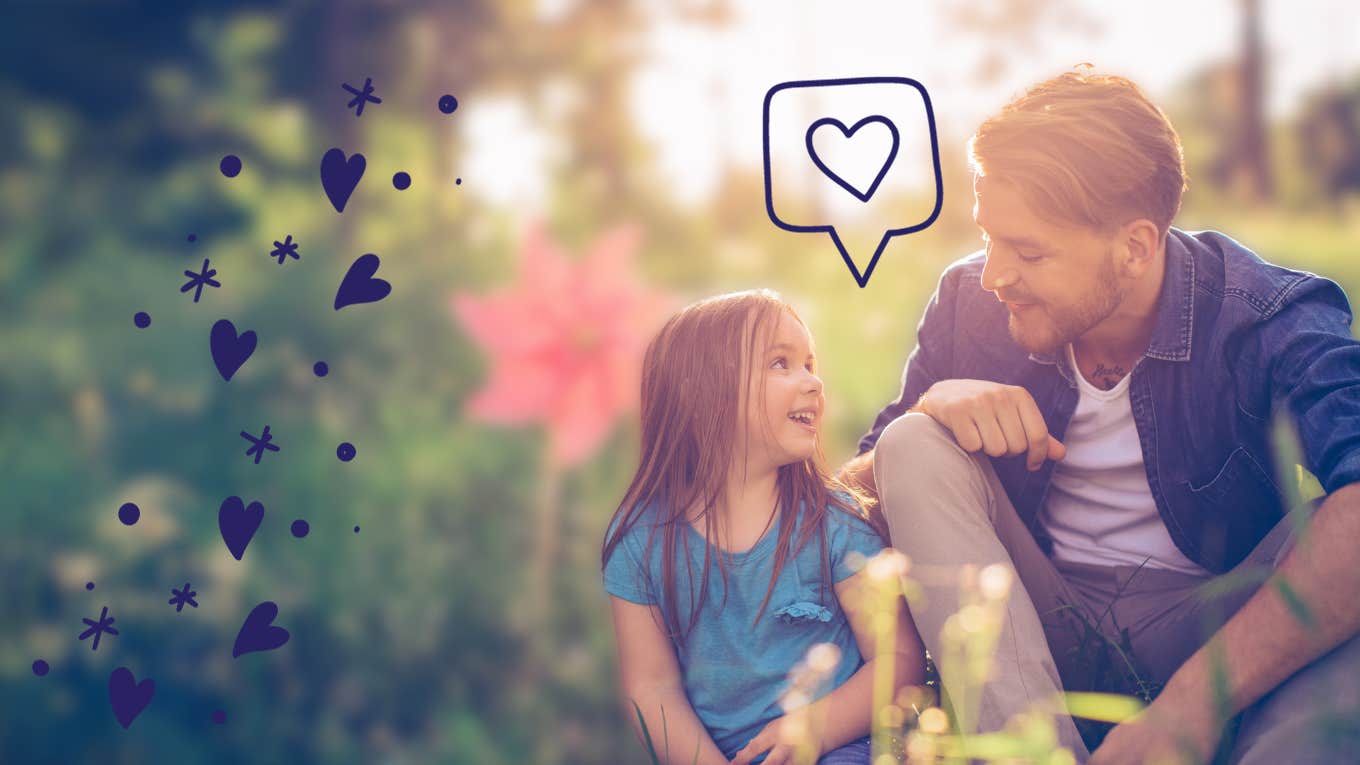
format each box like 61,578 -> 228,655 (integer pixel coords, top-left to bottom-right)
858,228 -> 1360,573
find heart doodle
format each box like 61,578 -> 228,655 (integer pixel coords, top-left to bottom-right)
320,148 -> 366,213
233,601 -> 291,658
210,319 -> 257,382
108,666 -> 156,729
334,253 -> 391,310
805,115 -> 900,203
218,496 -> 265,561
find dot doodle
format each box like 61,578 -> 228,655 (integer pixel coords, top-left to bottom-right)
438,94 -> 458,114
32,659 -> 49,677
337,442 -> 356,462
290,519 -> 310,538
134,312 -> 151,329
219,154 -> 242,178
392,171 -> 411,190
313,361 -> 329,377
118,502 -> 140,525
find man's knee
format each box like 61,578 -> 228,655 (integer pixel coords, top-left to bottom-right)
1230,632 -> 1360,764
875,411 -> 958,467
873,411 -> 993,528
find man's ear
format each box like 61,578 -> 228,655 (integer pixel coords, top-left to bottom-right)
1118,218 -> 1161,278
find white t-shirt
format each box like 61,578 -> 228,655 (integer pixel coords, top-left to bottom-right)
1039,345 -> 1208,575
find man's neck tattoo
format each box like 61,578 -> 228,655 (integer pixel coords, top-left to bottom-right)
1090,362 -> 1127,390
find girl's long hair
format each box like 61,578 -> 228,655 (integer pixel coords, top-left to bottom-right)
601,289 -> 887,650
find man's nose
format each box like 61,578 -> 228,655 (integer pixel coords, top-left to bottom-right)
980,249 -> 1019,293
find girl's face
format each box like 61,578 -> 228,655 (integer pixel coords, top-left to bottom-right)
741,310 -> 824,472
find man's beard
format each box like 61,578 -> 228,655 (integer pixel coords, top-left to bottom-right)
1008,250 -> 1123,355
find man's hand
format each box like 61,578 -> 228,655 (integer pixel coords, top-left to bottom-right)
918,379 -> 1066,470
728,714 -> 820,765
1089,690 -> 1222,765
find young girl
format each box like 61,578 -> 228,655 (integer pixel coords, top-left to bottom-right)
602,290 -> 926,765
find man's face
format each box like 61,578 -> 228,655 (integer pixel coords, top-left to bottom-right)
973,175 -> 1126,355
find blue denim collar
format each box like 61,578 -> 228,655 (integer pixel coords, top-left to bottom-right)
1026,228 -> 1195,370
1144,230 -> 1195,362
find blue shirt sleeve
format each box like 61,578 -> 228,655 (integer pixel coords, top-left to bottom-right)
857,258 -> 968,454
602,515 -> 659,605
1258,276 -> 1360,493
827,509 -> 888,582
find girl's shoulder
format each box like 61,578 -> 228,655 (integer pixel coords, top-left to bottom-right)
605,501 -> 666,546
818,495 -> 888,582
821,491 -> 876,533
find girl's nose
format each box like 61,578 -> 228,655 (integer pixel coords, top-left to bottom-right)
803,370 -> 823,394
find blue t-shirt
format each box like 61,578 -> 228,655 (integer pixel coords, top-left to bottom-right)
603,500 -> 885,760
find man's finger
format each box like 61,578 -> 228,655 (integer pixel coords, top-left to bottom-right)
994,399 -> 1030,456
972,412 -> 1009,457
1013,392 -> 1055,470
948,415 -> 984,453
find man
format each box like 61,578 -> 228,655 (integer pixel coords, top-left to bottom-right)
842,71 -> 1360,764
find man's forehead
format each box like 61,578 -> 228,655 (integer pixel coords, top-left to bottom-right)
972,176 -> 1063,241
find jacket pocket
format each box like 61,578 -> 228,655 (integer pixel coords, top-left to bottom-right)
1179,446 -> 1282,570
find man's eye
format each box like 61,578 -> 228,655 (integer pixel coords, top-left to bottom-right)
1017,251 -> 1045,264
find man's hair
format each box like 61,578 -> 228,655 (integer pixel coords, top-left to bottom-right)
968,70 -> 1187,235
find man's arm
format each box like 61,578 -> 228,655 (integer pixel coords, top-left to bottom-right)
1092,483 -> 1360,764
1094,278 -> 1360,764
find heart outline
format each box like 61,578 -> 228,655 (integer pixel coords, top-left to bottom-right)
218,495 -> 265,561
320,148 -> 366,213
805,115 -> 900,203
210,319 -> 257,382
334,253 -> 392,310
108,666 -> 156,729
233,601 -> 291,658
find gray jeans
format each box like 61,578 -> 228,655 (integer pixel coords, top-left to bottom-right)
874,412 -> 1360,763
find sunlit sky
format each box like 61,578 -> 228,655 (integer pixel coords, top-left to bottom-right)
463,0 -> 1360,212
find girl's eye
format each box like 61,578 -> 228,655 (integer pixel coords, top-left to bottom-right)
771,357 -> 788,370
1017,251 -> 1045,264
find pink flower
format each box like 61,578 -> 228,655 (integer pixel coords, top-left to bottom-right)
452,223 -> 672,469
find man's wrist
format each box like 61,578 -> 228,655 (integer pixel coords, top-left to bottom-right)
1155,660 -> 1225,733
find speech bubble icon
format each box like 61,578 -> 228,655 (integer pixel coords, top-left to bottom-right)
763,77 -> 942,288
